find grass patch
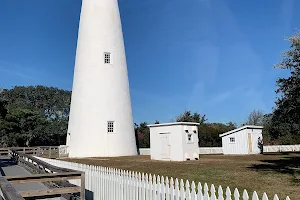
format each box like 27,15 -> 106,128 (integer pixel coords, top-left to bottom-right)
62,154 -> 300,199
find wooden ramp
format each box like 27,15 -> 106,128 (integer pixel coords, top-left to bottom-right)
0,159 -> 64,200
0,148 -> 85,200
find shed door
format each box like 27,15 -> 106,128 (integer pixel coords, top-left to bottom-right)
248,133 -> 253,153
160,134 -> 170,159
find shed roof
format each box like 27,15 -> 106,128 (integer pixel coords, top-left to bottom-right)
147,122 -> 200,128
219,125 -> 263,137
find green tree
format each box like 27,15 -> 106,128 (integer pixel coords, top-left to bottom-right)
175,110 -> 235,147
269,31 -> 300,144
245,109 -> 264,126
0,85 -> 71,147
175,110 -> 207,125
0,108 -> 47,146
0,99 -> 7,119
135,122 -> 150,148
198,122 -> 236,147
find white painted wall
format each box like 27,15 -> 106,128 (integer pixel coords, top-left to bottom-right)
149,125 -> 181,161
222,129 -> 248,155
220,126 -> 263,155
181,125 -> 200,160
251,128 -> 263,154
148,122 -> 199,161
67,0 -> 137,158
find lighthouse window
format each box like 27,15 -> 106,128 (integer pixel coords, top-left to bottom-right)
107,121 -> 114,133
104,52 -> 111,64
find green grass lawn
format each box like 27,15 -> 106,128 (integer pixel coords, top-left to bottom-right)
62,154 -> 300,200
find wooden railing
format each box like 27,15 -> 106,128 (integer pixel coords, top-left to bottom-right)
0,148 -> 85,200
0,146 -> 60,158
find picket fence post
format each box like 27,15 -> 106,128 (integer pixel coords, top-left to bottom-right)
142,173 -> 146,200
191,181 -> 196,200
225,187 -> 231,200
197,182 -> 203,200
145,173 -> 150,200
242,189 -> 249,200
175,178 -> 180,200
170,177 -> 174,200
262,192 -> 268,200
233,188 -> 239,200
218,186 -> 224,200
161,176 -> 166,200
252,191 -> 259,200
165,177 -> 170,200
211,184 -> 217,200
273,194 -> 279,200
185,180 -> 191,200
203,183 -> 209,200
157,175 -> 161,200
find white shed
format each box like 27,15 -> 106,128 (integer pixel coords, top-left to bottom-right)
148,122 -> 199,161
219,125 -> 263,155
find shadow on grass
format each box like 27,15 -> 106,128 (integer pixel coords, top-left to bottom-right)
248,154 -> 300,183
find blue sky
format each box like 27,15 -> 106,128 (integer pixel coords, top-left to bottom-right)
0,0 -> 299,125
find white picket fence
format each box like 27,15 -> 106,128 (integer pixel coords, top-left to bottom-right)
198,147 -> 223,155
139,148 -> 223,155
263,145 -> 300,153
139,148 -> 151,155
36,157 -> 290,200
140,145 -> 300,156
62,145 -> 300,157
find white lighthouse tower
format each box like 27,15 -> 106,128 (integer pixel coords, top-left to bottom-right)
66,0 -> 137,158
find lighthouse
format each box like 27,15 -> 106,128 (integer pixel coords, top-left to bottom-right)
67,0 -> 137,158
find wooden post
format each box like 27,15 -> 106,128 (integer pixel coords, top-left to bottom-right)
58,146 -> 61,159
48,147 -> 51,158
80,172 -> 85,200
23,147 -> 25,154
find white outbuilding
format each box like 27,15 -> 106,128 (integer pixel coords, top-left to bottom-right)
219,125 -> 263,155
148,122 -> 200,161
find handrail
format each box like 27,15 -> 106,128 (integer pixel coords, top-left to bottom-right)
0,146 -> 59,151
0,149 -> 85,200
11,151 -> 75,173
1,147 -> 60,159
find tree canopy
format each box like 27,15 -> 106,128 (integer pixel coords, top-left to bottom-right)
0,85 -> 71,147
244,109 -> 264,126
263,31 -> 300,145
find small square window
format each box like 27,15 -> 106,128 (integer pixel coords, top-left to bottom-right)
107,121 -> 114,133
104,52 -> 111,64
229,137 -> 235,143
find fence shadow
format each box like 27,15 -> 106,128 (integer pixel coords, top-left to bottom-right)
0,158 -> 17,176
247,154 -> 300,183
